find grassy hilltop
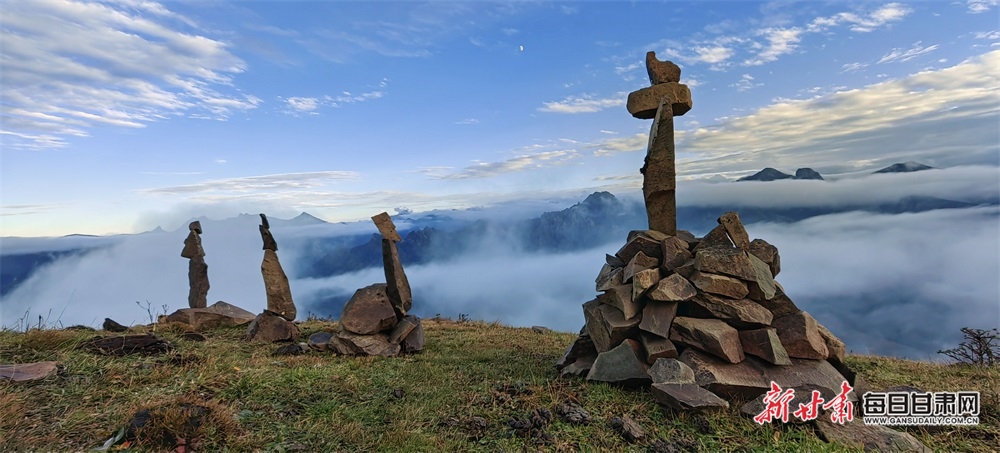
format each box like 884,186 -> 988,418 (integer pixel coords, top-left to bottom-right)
1,318 -> 998,452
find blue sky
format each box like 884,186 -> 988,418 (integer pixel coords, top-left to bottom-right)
2,0 -> 998,237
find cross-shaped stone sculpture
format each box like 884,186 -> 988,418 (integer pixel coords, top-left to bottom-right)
626,51 -> 693,236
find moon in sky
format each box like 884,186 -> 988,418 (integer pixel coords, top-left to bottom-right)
519,45 -> 524,52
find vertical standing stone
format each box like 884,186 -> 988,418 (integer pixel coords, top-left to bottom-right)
373,212 -> 412,318
259,214 -> 296,321
180,221 -> 209,309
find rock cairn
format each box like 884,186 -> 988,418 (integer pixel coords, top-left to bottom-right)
557,52 -> 869,422
246,214 -> 300,342
325,212 -> 424,356
180,221 -> 209,309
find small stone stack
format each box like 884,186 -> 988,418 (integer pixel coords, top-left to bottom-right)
246,214 -> 300,342
326,212 -> 424,356
180,221 -> 210,309
556,213 -> 860,414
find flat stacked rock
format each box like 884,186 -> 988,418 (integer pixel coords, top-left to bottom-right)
556,212 -> 862,414
164,300 -> 256,331
246,214 -> 300,342
326,212 -> 424,356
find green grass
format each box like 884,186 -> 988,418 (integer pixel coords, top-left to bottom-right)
1,319 -> 998,452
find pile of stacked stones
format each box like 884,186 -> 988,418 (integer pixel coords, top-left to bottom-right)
323,212 -> 425,357
245,214 -> 301,342
556,213 -> 863,413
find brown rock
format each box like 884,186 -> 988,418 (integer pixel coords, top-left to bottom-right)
717,212 -> 751,251
261,249 -> 296,321
745,253 -> 777,300
617,234 -> 663,264
555,326 -> 598,370
679,348 -> 769,399
340,284 -> 398,335
165,301 -> 256,330
748,238 -> 781,277
689,271 -> 749,299
632,268 -> 661,301
814,417 -> 931,452
817,323 -> 847,363
638,300 -> 679,338
598,284 -> 643,321
609,415 -> 645,443
669,317 -> 744,364
606,254 -> 625,268
676,229 -> 697,245
586,339 -> 651,387
308,331 -> 332,351
627,82 -> 692,119
187,255 -> 209,309
651,383 -> 730,411
649,358 -> 695,384
180,231 -> 204,259
628,229 -> 669,243
660,236 -> 693,271
400,318 -> 425,353
596,263 -> 622,292
646,51 -> 681,85
647,274 -> 697,302
331,331 -> 400,357
773,312 -> 829,360
693,247 -> 756,281
103,318 -> 128,333
245,310 -> 300,343
739,328 -> 791,365
583,299 -> 641,353
560,354 -> 596,378
371,212 -> 403,242
622,251 -> 659,283
673,259 -> 697,279
642,99 -> 678,236
692,225 -> 734,253
754,283 -> 802,317
388,315 -> 420,344
382,239 -> 412,317
687,293 -> 773,329
0,361 -> 59,382
640,331 -> 678,363
188,220 -> 202,234
259,214 -> 278,251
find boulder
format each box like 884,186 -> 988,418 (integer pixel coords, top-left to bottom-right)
814,416 -> 931,452
817,323 -> 847,363
670,317 -> 744,364
330,331 -> 400,357
606,253 -> 626,268
753,283 -> 802,317
692,225 -> 734,253
555,326 -> 598,370
598,284 -> 643,321
622,251 -> 659,283
560,354 -> 596,378
308,331 -> 333,351
371,212 -> 403,242
645,51 -> 681,84
693,247 -> 756,281
388,315 -> 420,344
649,358 -> 695,384
584,299 -> 641,353
689,271 -> 749,299
628,229 -> 670,243
596,264 -> 623,292
773,312 -> 829,360
638,300 -> 679,338
660,236 -> 693,271
103,318 -> 128,333
745,253 -> 777,301
676,230 -> 697,247
586,339 -> 651,387
739,328 -> 791,365
639,331 -> 678,363
717,212 -> 751,251
187,255 -> 209,309
748,238 -> 781,277
400,318 -> 425,353
679,349 -> 769,399
632,268 -> 661,301
687,293 -> 773,329
340,284 -> 398,335
245,310 -> 300,343
651,383 -> 729,411
626,82 -> 692,119
261,249 -> 296,321
165,301 -> 256,330
673,259 -> 697,279
381,239 -> 412,317
616,235 -> 663,264
647,274 -> 697,302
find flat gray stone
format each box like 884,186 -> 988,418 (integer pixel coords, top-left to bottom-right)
670,317 -> 744,364
649,358 -> 695,384
586,339 -> 651,387
651,383 -> 729,411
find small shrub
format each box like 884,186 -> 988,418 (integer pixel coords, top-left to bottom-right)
938,327 -> 1000,366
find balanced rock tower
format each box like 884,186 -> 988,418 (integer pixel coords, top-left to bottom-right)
556,52 -> 869,419
180,221 -> 209,309
327,212 -> 424,356
245,214 -> 300,342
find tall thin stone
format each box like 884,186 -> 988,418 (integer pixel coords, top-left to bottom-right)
373,212 -> 412,318
643,98 -> 677,236
259,214 -> 296,321
181,221 -> 209,309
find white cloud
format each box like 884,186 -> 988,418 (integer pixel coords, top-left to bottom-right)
808,3 -> 912,33
278,84 -> 386,116
454,118 -> 480,125
139,171 -> 361,195
538,93 -> 625,114
967,0 -> 999,13
285,97 -> 320,113
592,133 -> 648,157
841,62 -> 868,73
0,0 -> 261,149
731,73 -> 763,91
429,150 -> 583,179
745,27 -> 803,65
877,42 -> 940,64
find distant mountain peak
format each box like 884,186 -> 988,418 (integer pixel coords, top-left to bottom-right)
873,161 -> 934,174
794,168 -> 824,180
288,212 -> 327,225
738,167 -> 793,181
